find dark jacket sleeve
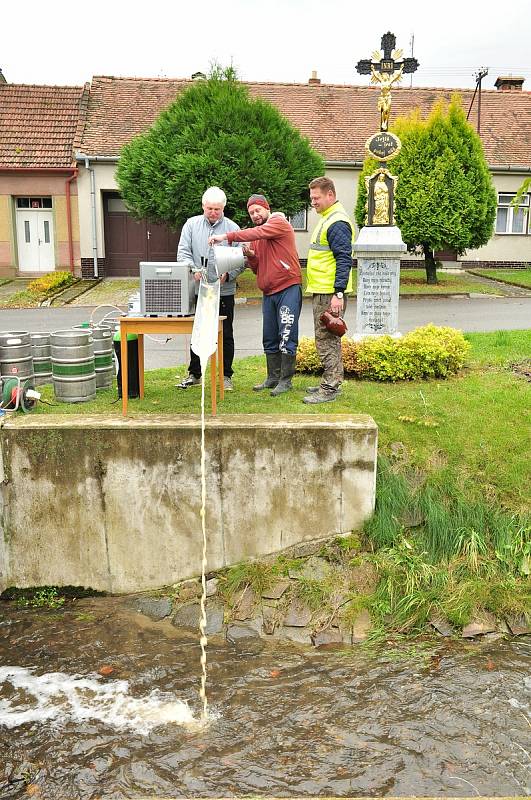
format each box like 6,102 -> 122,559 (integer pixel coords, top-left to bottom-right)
327,220 -> 353,292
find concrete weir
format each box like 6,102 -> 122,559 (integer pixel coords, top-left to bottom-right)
0,414 -> 377,594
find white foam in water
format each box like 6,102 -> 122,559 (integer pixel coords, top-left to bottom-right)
0,666 -> 205,733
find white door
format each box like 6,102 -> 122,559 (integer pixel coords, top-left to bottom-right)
16,210 -> 55,272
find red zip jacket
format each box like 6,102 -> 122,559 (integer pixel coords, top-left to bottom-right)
226,213 -> 302,296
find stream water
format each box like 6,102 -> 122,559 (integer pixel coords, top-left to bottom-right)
0,597 -> 529,799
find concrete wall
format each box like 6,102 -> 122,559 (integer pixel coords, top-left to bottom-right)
0,413 -> 378,594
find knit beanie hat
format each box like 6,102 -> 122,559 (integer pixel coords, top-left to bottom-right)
247,194 -> 270,211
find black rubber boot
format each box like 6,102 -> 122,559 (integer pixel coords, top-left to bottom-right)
270,353 -> 296,396
253,352 -> 281,391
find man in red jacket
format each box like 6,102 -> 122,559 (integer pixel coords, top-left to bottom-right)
209,194 -> 302,396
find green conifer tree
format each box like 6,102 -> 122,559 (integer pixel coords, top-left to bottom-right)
355,96 -> 496,284
116,66 -> 324,228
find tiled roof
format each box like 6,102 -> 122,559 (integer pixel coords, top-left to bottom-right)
0,84 -> 89,168
79,76 -> 531,169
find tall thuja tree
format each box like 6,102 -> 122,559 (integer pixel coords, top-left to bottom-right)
116,65 -> 324,228
356,96 -> 496,284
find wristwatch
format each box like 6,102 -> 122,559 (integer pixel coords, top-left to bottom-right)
334,291 -> 344,299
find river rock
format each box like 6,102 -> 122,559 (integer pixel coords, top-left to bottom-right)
262,580 -> 291,600
506,614 -> 531,636
462,612 -> 498,638
262,606 -> 278,635
289,556 -> 334,582
352,609 -> 372,642
233,586 -> 256,621
176,580 -> 202,601
130,597 -> 172,621
206,578 -> 218,597
226,623 -> 261,642
280,626 -> 313,645
312,627 -> 343,647
172,601 -> 224,635
283,540 -> 323,559
430,615 -> 454,637
283,598 -> 312,627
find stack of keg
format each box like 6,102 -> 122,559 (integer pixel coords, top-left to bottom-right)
51,324 -> 115,402
0,332 -> 35,389
30,333 -> 53,385
51,329 -> 97,402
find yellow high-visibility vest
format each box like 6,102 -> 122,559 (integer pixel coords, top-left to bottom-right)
306,201 -> 354,294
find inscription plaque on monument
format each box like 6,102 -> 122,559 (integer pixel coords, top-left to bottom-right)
356,258 -> 400,335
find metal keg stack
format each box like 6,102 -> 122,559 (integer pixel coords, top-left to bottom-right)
30,333 -> 53,386
51,329 -> 97,403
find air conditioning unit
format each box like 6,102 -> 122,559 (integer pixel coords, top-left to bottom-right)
139,262 -> 196,317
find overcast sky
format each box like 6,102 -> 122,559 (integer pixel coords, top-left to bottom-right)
2,0 -> 530,91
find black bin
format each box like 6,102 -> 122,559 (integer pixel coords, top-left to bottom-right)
113,335 -> 140,399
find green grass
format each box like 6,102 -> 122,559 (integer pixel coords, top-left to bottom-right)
236,268 -> 505,298
33,329 -> 531,513
467,267 -> 531,290
69,278 -> 140,306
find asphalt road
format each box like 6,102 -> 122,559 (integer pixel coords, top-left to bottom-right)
1,295 -> 529,371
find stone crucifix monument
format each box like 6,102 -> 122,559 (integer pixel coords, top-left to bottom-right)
353,32 -> 419,337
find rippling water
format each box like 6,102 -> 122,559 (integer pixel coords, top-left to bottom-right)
0,597 -> 529,798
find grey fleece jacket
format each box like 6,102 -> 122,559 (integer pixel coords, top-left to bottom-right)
177,214 -> 245,296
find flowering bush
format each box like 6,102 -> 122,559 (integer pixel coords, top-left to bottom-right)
296,325 -> 470,381
28,271 -> 74,297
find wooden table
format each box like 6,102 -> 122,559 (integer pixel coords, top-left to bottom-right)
119,316 -> 225,416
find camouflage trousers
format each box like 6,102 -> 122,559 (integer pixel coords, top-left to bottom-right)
312,293 -> 348,392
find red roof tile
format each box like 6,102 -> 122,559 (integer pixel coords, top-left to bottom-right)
0,83 -> 89,168
79,76 -> 531,169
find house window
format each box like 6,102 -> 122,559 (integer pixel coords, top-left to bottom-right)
289,208 -> 308,231
16,197 -> 53,209
495,193 -> 529,234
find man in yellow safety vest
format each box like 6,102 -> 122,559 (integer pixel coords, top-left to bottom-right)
303,177 -> 354,404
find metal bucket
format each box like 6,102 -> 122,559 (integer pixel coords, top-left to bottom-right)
51,329 -> 96,403
213,245 -> 245,275
30,333 -> 52,386
0,331 -> 34,383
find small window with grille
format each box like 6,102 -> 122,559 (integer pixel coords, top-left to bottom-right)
289,208 -> 308,231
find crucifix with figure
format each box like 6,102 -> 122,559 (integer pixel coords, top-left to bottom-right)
356,32 -> 419,131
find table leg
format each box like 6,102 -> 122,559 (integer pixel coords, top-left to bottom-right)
121,332 -> 128,417
138,334 -> 145,399
218,323 -> 224,400
210,351 -> 217,416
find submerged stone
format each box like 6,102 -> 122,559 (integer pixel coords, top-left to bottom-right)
226,623 -> 261,642
312,627 -> 343,647
280,626 -> 313,645
130,596 -> 172,621
172,601 -> 224,635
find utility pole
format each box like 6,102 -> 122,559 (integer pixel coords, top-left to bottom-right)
409,34 -> 415,88
467,67 -> 489,134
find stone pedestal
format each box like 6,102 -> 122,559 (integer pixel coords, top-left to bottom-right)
353,225 -> 406,337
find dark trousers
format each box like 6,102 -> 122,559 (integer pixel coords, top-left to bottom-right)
262,284 -> 302,356
188,294 -> 235,378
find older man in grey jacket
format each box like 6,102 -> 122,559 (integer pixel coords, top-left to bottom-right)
176,186 -> 245,391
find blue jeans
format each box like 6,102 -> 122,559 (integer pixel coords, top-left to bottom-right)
262,284 -> 302,356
